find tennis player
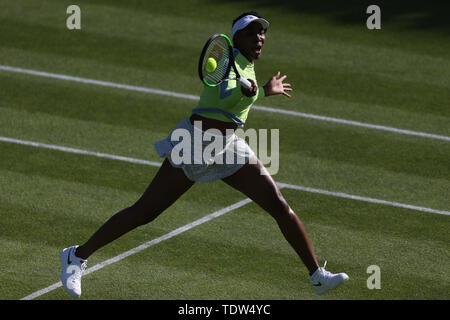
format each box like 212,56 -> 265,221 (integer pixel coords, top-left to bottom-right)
60,11 -> 348,298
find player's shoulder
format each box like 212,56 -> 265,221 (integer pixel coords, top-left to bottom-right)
233,48 -> 253,73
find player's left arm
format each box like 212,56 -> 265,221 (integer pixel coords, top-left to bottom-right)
262,71 -> 292,98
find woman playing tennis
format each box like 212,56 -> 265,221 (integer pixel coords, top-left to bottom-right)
60,11 -> 348,298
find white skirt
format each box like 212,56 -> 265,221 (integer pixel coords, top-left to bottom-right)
154,118 -> 254,182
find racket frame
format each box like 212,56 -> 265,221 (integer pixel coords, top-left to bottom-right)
198,33 -> 251,89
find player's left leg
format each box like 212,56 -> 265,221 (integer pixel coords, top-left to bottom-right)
222,156 -> 319,275
222,157 -> 349,294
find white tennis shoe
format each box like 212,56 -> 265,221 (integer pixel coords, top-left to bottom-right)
310,261 -> 349,295
60,245 -> 87,298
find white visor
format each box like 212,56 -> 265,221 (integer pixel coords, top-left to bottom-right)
232,15 -> 269,38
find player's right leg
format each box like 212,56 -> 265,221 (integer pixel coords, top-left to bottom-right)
60,158 -> 194,298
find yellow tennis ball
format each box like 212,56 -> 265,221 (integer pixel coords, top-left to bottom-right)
205,57 -> 217,72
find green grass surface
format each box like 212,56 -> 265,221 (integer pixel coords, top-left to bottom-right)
0,0 -> 449,300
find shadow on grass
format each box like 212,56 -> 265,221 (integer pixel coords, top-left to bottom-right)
217,0 -> 450,31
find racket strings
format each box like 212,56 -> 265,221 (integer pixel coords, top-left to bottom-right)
202,37 -> 231,84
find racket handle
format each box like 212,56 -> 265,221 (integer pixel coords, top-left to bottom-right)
239,77 -> 252,89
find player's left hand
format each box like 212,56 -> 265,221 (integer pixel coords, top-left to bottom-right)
263,72 -> 292,98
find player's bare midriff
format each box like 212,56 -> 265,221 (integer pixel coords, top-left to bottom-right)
190,114 -> 238,135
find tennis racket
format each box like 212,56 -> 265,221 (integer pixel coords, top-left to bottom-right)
198,33 -> 252,89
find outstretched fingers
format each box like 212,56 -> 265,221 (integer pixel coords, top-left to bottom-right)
284,81 -> 292,90
280,75 -> 292,98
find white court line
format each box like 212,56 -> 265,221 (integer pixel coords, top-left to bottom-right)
2,136 -> 448,216
0,136 -> 161,167
1,65 -> 449,142
20,198 -> 253,300
277,183 -> 450,216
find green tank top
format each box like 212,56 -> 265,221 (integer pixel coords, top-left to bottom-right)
192,48 -> 265,127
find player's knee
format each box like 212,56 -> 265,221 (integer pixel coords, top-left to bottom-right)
268,194 -> 292,222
